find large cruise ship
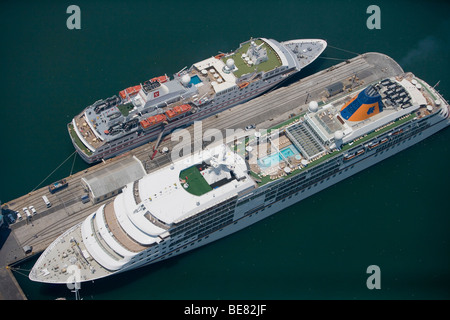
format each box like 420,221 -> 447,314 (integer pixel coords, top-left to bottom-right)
30,71 -> 449,284
69,38 -> 327,163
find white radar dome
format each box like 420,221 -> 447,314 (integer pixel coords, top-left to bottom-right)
334,130 -> 344,141
181,74 -> 191,86
226,58 -> 235,69
308,101 -> 318,113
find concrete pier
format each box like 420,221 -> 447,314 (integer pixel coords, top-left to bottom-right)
0,52 -> 403,299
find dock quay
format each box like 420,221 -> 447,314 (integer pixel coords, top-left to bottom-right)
0,52 -> 403,299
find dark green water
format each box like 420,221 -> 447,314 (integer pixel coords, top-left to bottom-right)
1,0 -> 449,299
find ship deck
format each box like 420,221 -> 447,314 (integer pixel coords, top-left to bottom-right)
244,72 -> 444,186
29,221 -> 112,283
223,39 -> 282,78
103,201 -> 148,252
72,113 -> 104,150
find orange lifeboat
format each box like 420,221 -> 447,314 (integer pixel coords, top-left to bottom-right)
150,75 -> 169,83
343,153 -> 356,161
140,114 -> 167,129
120,84 -> 142,99
215,53 -> 225,59
165,104 -> 192,119
238,82 -> 250,89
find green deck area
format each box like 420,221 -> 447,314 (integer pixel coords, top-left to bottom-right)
179,165 -> 212,196
224,39 -> 282,78
68,123 -> 92,155
117,103 -> 134,117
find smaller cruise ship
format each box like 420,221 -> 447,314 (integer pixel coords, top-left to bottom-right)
68,37 -> 327,163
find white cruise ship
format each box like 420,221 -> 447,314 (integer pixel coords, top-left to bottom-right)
30,72 -> 449,284
69,37 -> 327,164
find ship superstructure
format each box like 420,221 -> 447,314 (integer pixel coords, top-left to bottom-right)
69,38 -> 327,163
31,72 -> 449,284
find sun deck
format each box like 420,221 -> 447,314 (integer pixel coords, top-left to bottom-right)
223,39 -> 282,78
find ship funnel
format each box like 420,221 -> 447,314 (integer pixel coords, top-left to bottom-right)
340,85 -> 383,121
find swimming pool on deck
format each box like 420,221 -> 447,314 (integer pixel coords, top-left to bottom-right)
258,145 -> 300,168
190,75 -> 202,85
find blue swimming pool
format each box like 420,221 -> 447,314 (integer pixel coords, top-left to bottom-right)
190,75 -> 202,85
258,145 -> 299,168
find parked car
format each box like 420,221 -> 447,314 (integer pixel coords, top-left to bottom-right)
29,205 -> 37,215
7,214 -> 15,224
23,207 -> 31,218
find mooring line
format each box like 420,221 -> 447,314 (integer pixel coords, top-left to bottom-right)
31,151 -> 77,192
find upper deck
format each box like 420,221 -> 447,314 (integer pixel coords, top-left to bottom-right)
243,73 -> 448,186
136,144 -> 255,225
222,38 -> 283,78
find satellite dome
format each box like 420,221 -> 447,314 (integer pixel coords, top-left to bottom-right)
334,130 -> 344,141
181,74 -> 191,86
308,101 -> 318,113
160,84 -> 169,95
226,58 -> 235,69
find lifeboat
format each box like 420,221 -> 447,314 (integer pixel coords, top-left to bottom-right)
150,75 -> 169,84
215,53 -> 225,59
344,149 -> 364,161
140,114 -> 167,129
369,137 -> 389,149
380,137 -> 388,144
165,104 -> 192,119
343,153 -> 355,161
120,85 -> 142,99
368,141 -> 379,150
238,82 -> 250,89
392,129 -> 403,136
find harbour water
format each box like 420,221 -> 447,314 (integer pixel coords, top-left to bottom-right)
1,0 -> 449,299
